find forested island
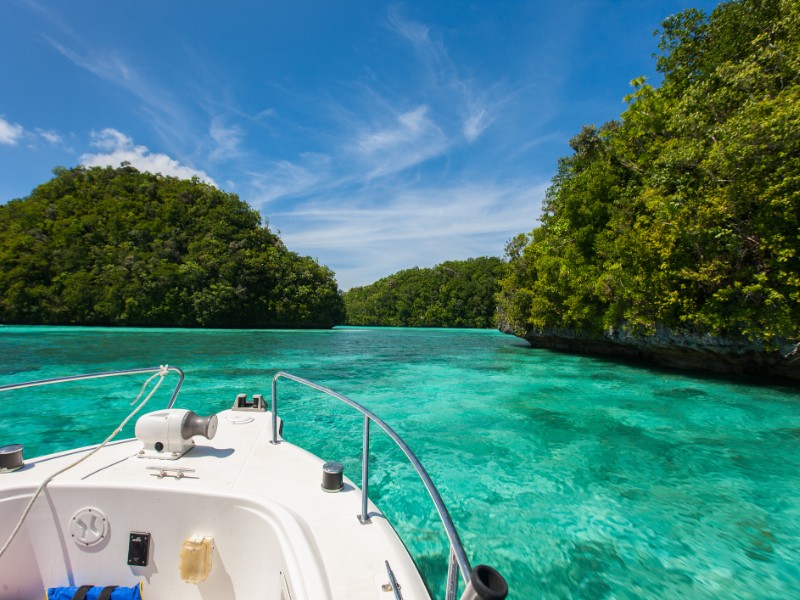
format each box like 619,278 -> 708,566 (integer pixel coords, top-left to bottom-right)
498,0 -> 799,377
0,165 -> 344,328
1,0 -> 796,379
343,257 -> 503,327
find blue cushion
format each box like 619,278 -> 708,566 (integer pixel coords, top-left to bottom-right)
46,583 -> 142,600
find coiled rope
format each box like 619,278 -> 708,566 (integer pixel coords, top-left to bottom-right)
0,365 -> 171,560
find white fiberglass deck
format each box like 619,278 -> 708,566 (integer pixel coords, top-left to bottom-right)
0,408 -> 430,599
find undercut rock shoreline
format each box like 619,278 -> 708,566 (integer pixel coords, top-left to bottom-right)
501,324 -> 800,381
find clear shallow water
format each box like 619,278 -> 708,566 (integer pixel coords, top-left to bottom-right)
1,325 -> 798,599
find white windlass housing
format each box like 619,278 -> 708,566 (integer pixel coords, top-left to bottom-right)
135,409 -> 218,460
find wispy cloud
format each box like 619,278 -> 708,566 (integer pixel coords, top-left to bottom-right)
273,179 -> 548,289
356,106 -> 431,153
0,116 -> 66,148
0,116 -> 25,145
80,128 -> 217,186
238,9 -> 500,205
349,104 -> 448,178
30,1 -> 209,158
463,107 -> 489,143
46,35 -> 193,147
386,7 -> 502,145
35,128 -> 62,145
209,117 -> 244,162
281,182 -> 543,247
387,7 -> 448,83
246,152 -> 333,205
227,8 -> 535,289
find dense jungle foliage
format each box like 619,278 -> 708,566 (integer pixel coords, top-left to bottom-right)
499,0 -> 800,348
344,257 -> 504,327
0,165 -> 344,327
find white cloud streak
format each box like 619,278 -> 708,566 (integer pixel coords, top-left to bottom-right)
35,129 -> 62,144
209,117 -> 243,161
25,2 -> 179,137
247,152 -> 333,204
0,117 -> 24,145
386,8 -> 501,145
42,33 -> 198,156
387,7 -> 448,84
42,29 -> 250,173
0,116 -> 66,147
349,105 -> 448,178
80,129 -> 217,186
463,107 -> 490,143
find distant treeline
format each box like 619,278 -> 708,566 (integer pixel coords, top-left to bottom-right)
499,0 -> 800,349
343,257 -> 504,328
0,165 -> 344,328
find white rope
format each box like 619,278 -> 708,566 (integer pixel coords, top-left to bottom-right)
0,365 -> 171,560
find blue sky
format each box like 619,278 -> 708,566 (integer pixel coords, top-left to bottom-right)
1,0 -> 723,290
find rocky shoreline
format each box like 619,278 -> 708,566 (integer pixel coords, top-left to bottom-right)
503,325 -> 800,381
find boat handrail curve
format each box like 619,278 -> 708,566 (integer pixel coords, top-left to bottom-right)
271,371 -> 473,596
0,366 -> 185,408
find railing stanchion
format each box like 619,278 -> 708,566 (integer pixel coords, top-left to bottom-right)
446,546 -> 459,600
359,414 -> 372,524
270,376 -> 279,445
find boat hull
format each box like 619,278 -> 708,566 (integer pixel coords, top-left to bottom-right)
0,408 -> 431,599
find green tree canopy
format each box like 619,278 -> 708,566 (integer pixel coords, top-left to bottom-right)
344,257 -> 504,328
0,165 -> 344,328
499,0 -> 800,349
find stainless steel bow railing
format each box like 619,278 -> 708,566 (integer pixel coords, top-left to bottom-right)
0,366 -> 185,407
271,371 -> 507,600
0,367 -> 503,599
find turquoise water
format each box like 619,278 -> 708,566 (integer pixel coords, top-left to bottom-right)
1,326 -> 799,599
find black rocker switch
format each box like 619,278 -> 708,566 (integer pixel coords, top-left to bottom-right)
127,531 -> 151,566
